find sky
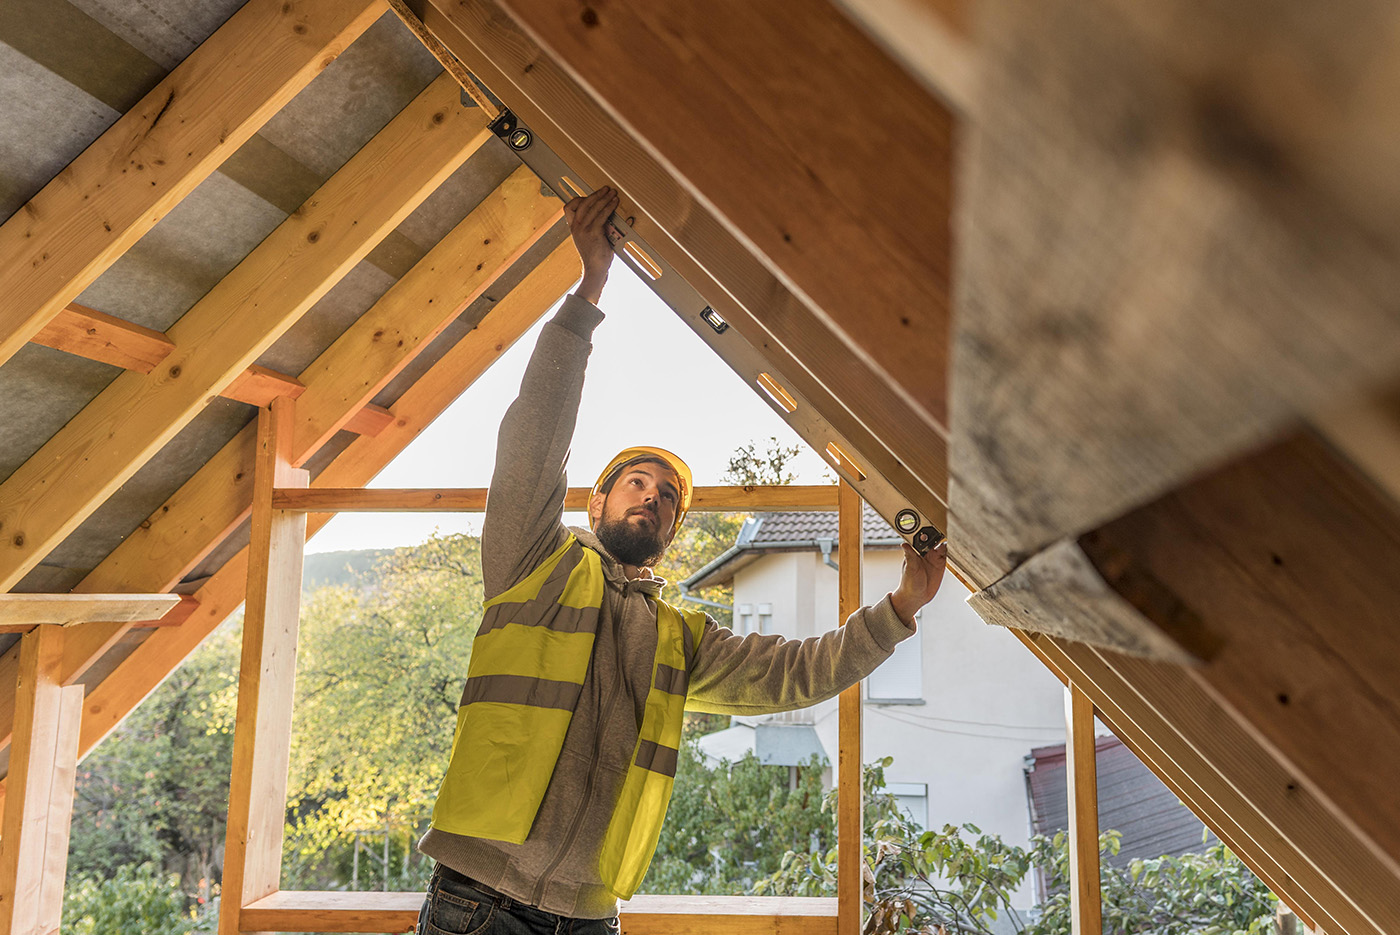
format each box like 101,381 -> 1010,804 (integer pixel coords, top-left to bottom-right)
308,258 -> 835,553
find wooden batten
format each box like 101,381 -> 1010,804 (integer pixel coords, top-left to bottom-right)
32,304 -> 175,372
836,480 -> 863,935
221,365 -> 308,407
0,0 -> 385,369
0,625 -> 83,935
239,891 -> 836,934
1064,685 -> 1102,935
220,398 -> 309,935
0,593 -> 180,630
0,71 -> 490,594
271,485 -> 840,513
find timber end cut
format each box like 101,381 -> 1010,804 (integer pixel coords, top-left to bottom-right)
966,538 -> 1204,665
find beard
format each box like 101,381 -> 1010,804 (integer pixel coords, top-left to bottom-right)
595,508 -> 670,568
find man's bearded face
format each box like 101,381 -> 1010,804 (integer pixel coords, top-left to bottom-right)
592,463 -> 679,568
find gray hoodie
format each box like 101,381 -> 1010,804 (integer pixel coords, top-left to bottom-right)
418,294 -> 914,917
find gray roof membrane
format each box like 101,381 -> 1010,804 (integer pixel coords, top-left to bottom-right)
0,0 -> 562,707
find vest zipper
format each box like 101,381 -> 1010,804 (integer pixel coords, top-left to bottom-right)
530,586 -> 631,907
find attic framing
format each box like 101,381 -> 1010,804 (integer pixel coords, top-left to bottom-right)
1,1 -> 1399,934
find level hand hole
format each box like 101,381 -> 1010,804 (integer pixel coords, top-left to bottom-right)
756,372 -> 798,413
622,241 -> 663,280
825,442 -> 866,481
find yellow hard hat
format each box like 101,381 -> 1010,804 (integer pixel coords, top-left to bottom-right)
589,446 -> 694,534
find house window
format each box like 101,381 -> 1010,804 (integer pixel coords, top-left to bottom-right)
868,611 -> 922,701
736,603 -> 753,634
884,782 -> 929,829
757,602 -> 773,634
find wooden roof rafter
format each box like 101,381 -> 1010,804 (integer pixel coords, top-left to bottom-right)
0,167 -> 565,754
0,70 -> 490,593
0,0 -> 387,369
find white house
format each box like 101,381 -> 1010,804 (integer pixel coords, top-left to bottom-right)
680,506 -> 1068,901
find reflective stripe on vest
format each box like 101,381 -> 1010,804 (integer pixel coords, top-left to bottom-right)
429,535 -> 706,899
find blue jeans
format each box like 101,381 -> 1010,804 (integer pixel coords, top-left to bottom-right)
417,864 -> 621,935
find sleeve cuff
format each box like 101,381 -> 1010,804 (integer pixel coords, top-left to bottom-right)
865,593 -> 917,654
551,293 -> 606,340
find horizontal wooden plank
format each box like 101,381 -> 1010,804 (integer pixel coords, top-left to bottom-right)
0,594 -> 180,628
240,891 -> 836,934
273,485 -> 840,513
31,304 -> 175,373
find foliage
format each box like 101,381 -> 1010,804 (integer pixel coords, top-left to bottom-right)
63,865 -> 206,935
282,534 -> 484,889
1028,833 -> 1277,935
67,620 -> 240,892
644,736 -> 831,895
759,759 -> 1277,935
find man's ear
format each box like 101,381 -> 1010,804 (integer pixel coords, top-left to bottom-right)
588,490 -> 607,526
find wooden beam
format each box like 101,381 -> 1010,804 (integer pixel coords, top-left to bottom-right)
32,304 -> 175,372
46,173 -> 560,705
222,365 -> 308,407
486,0 -> 952,428
1313,385 -> 1400,511
0,593 -> 179,629
0,72 -> 489,592
0,0 -> 386,369
29,311 -> 396,436
65,238 -> 579,779
1064,685 -> 1102,935
1072,433 -> 1400,873
238,890 -> 836,933
975,432 -> 1400,902
342,404 -> 396,438
1017,630 -> 1396,935
220,398 -> 308,935
271,485 -> 841,513
948,0 -> 1400,588
285,165 -> 560,462
0,626 -> 83,935
418,0 -> 948,532
829,0 -> 976,113
836,479 -> 863,935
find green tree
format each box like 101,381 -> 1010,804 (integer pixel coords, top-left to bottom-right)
644,735 -> 831,895
67,620 -> 240,897
760,759 -> 1277,935
282,534 -> 484,889
63,864 -> 204,935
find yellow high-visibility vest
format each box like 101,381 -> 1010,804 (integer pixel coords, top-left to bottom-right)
430,535 -> 706,899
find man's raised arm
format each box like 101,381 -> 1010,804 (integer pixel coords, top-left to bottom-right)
480,187 -> 620,597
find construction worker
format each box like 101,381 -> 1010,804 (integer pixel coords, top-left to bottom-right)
415,186 -> 948,933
